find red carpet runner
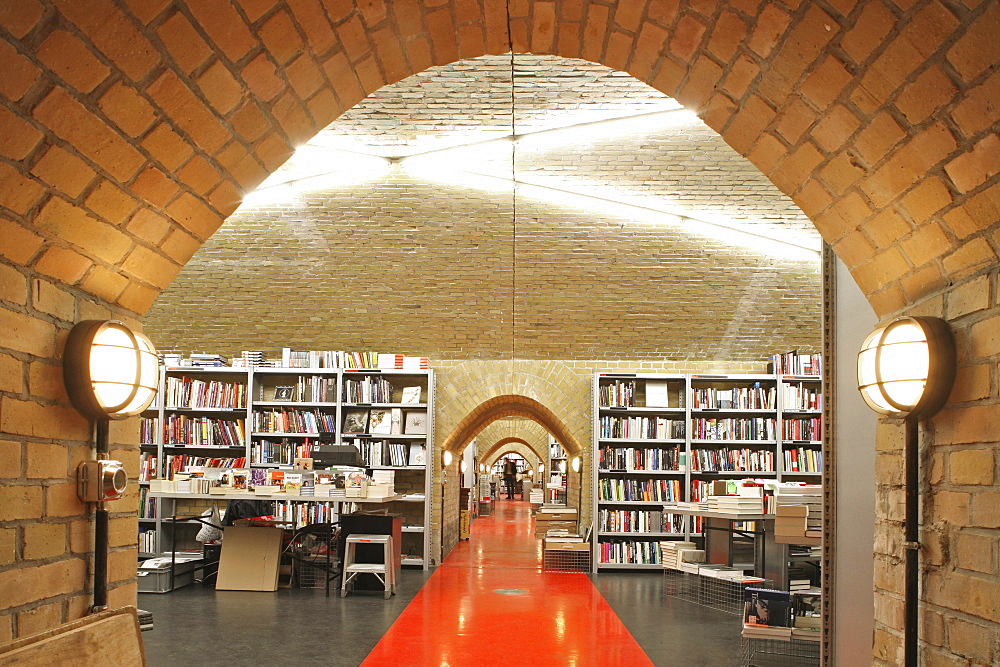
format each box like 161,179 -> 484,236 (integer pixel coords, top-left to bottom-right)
362,499 -> 652,666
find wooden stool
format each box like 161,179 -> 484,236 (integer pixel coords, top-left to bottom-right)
341,534 -> 395,599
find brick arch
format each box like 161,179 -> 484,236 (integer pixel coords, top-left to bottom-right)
481,437 -> 545,469
439,394 -> 582,458
0,1 -> 994,321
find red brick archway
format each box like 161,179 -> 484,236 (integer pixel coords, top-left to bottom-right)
0,1 -> 996,320
1,1 -> 998,654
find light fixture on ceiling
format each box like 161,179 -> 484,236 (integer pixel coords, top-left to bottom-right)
856,315 -> 956,667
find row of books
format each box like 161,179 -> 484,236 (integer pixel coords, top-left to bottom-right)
598,539 -> 661,565
139,453 -> 157,482
597,509 -> 686,534
261,376 -> 337,403
768,351 -> 822,376
164,377 -> 246,409
165,455 -> 247,480
343,379 -> 423,404
163,416 -> 246,447
598,477 -> 683,503
140,418 -> 158,444
139,487 -> 155,519
280,349 -> 431,370
690,448 -> 775,473
783,447 -> 823,473
252,409 -> 337,434
355,440 -> 425,467
347,438 -> 427,466
598,445 -> 681,471
598,416 -> 684,440
272,500 -> 338,528
342,408 -> 427,435
692,384 -> 776,410
138,528 -> 156,554
249,440 -> 315,465
691,418 -> 777,441
781,382 -> 822,410
599,379 -> 636,407
782,418 -> 822,441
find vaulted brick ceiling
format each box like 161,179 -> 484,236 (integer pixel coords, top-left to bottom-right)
145,55 -> 822,363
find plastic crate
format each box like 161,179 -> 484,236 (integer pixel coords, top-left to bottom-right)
138,561 -> 199,593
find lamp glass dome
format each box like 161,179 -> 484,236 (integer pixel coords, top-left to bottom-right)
857,316 -> 955,418
571,457 -> 580,472
65,320 -> 160,421
443,450 -> 453,467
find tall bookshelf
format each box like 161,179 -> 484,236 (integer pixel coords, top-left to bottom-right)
138,366 -> 433,570
592,371 -> 823,571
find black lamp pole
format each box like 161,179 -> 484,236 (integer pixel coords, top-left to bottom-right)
93,420 -> 110,611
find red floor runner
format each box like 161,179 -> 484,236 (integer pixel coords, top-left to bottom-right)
362,499 -> 652,666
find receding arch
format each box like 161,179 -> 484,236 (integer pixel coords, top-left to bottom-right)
481,437 -> 545,468
440,394 -> 583,457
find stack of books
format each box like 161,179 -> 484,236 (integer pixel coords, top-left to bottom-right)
660,540 -> 697,570
711,495 -> 764,515
775,485 -> 822,537
190,353 -> 229,367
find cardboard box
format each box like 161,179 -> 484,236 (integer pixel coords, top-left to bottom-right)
544,541 -> 589,551
215,526 -> 284,592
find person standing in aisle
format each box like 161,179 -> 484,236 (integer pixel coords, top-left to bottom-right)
503,458 -> 518,499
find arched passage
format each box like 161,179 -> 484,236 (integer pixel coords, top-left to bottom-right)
481,437 -> 545,468
0,1 -> 997,654
440,394 -> 583,457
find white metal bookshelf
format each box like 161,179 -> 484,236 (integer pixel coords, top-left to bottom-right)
592,371 -> 823,571
138,365 -> 434,570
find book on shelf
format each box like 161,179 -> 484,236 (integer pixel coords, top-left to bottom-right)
390,408 -> 403,435
342,409 -> 369,434
369,409 -> 392,435
400,386 -> 422,403
408,445 -> 426,466
644,381 -> 673,408
404,411 -> 427,435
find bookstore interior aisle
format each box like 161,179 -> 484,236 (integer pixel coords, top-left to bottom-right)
141,497 -> 744,666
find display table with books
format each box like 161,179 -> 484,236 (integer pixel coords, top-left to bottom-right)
661,502 -> 795,589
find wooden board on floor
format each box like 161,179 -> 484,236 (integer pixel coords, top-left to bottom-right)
0,606 -> 145,666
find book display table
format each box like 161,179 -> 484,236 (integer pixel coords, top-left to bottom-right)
661,505 -> 792,590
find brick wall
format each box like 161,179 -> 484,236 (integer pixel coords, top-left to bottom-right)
144,55 -> 823,364
0,0 -> 996,659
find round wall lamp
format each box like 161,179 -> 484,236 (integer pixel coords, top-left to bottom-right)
571,457 -> 581,473
479,463 -> 485,473
461,459 -> 467,474
856,315 -> 955,667
857,316 -> 955,419
64,320 -> 160,420
443,450 -> 453,467
538,462 -> 545,473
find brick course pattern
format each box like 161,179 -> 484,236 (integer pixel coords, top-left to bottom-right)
0,0 -> 995,658
145,55 -> 823,364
